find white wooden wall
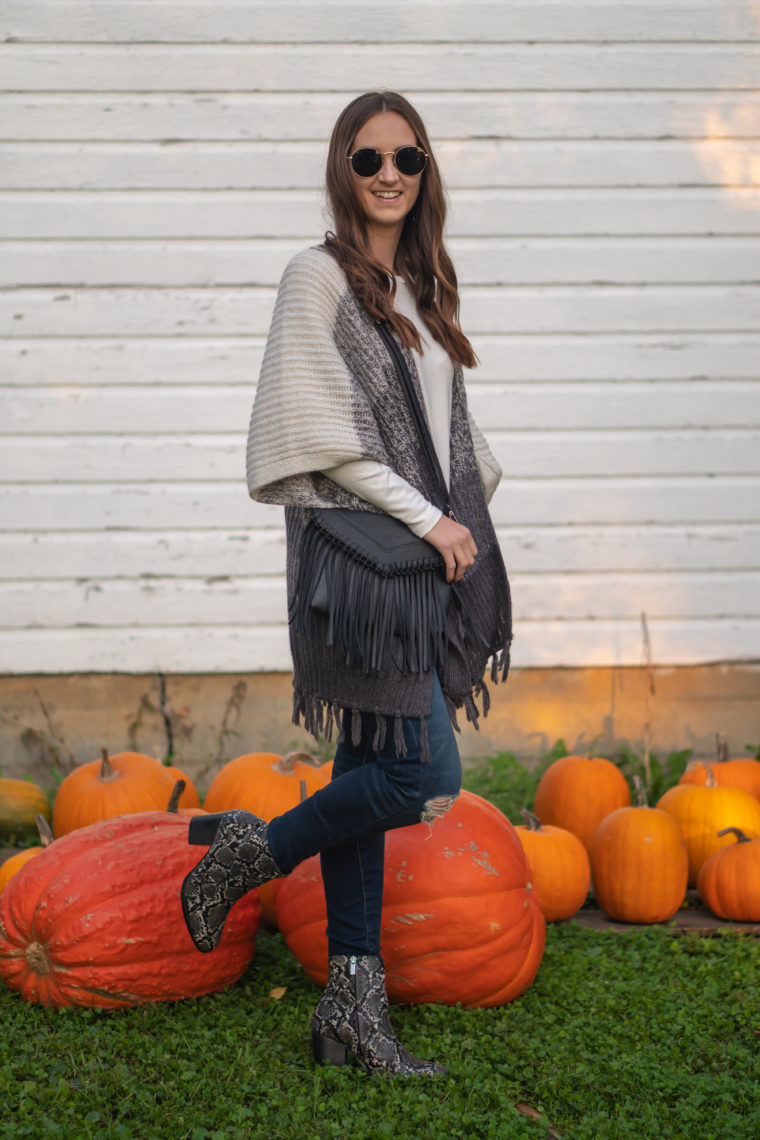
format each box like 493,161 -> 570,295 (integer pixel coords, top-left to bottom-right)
1,0 -> 759,672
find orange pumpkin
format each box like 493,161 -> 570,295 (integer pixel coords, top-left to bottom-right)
0,816 -> 54,894
124,754 -> 201,809
204,750 -> 333,817
656,764 -> 760,886
533,755 -> 631,852
697,827 -> 760,921
679,734 -> 760,801
165,780 -> 206,820
52,750 -> 178,837
514,809 -> 590,921
0,812 -> 260,1008
590,780 -> 688,923
204,751 -> 333,927
274,790 -> 546,1008
162,764 -> 201,809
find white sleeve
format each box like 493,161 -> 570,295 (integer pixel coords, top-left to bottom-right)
467,410 -> 502,504
322,460 -> 443,538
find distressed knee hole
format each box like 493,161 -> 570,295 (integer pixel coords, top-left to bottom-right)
419,794 -> 457,824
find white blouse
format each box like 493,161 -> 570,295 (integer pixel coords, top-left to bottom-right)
322,279 -> 499,536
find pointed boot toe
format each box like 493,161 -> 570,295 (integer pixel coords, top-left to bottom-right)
181,809 -> 281,953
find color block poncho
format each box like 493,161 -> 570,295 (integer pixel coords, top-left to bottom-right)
246,246 -> 512,758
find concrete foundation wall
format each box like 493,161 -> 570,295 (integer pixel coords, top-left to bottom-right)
2,665 -> 757,797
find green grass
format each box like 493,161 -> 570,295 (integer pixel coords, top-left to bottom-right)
3,925 -> 760,1140
3,748 -> 760,1139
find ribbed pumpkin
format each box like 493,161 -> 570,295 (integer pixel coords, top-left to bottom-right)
514,809 -> 590,921
532,755 -> 631,852
679,734 -> 760,801
697,827 -> 760,922
0,778 -> 51,844
274,790 -> 546,1008
590,779 -> 688,923
656,763 -> 760,886
204,750 -> 333,817
52,750 -> 178,837
0,812 -> 260,1008
0,816 -> 54,894
204,750 -> 333,927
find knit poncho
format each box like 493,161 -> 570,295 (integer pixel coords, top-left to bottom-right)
246,246 -> 512,758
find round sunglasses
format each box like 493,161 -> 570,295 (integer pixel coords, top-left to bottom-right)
347,145 -> 428,179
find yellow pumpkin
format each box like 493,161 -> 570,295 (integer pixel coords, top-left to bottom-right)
0,778 -> 51,844
656,762 -> 760,886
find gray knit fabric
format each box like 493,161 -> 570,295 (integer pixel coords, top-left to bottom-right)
246,247 -> 511,754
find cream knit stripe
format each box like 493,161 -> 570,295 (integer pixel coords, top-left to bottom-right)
247,248 -> 381,500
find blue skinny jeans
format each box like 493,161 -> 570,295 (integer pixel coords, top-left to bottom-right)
266,671 -> 461,956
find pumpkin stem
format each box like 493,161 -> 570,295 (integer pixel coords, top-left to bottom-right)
520,808 -> 544,832
166,780 -> 186,813
716,732 -> 729,765
703,758 -> 717,788
299,778 -> 308,804
632,774 -> 649,808
34,814 -> 54,847
717,826 -> 751,844
273,750 -> 322,775
99,748 -> 118,782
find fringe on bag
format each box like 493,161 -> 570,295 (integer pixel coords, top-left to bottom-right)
289,519 -> 452,677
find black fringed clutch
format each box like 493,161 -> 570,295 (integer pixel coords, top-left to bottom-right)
289,320 -> 456,677
291,506 -> 452,675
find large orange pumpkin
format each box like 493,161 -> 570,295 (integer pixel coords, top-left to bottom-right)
0,812 -> 260,1008
590,785 -> 688,923
656,769 -> 760,886
274,790 -> 546,1008
532,755 -> 631,852
0,777 -> 51,844
697,827 -> 760,921
679,735 -> 760,801
52,750 -> 178,837
514,809 -> 590,921
204,750 -> 333,927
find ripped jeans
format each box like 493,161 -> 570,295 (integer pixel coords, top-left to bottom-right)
265,671 -> 461,956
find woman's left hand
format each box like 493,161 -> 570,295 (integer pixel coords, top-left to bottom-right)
422,515 -> 478,583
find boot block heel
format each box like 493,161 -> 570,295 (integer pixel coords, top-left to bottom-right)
187,813 -> 226,846
312,1030 -> 347,1067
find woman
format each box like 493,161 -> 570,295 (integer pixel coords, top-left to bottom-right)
181,92 -> 511,1076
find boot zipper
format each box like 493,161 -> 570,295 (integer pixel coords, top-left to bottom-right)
349,955 -> 357,975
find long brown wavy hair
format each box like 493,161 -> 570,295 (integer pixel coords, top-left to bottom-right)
323,91 -> 477,369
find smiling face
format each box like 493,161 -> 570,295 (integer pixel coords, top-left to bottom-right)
349,110 -> 423,250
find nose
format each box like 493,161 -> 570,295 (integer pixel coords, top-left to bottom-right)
378,153 -> 399,182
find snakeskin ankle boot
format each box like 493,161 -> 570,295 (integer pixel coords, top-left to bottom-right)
311,954 -> 447,1076
180,809 -> 282,954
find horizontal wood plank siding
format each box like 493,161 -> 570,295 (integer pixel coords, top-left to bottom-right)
1,1 -> 758,672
